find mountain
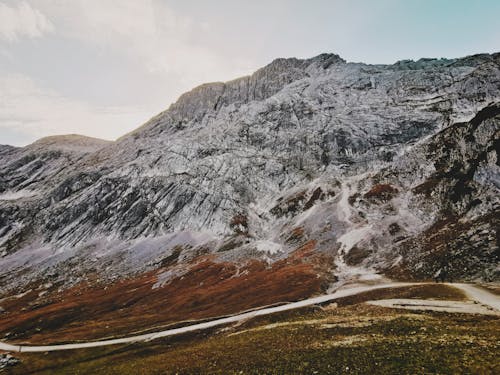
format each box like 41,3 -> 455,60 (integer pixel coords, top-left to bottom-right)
0,53 -> 498,337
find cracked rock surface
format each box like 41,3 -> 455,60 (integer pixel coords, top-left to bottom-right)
0,52 -> 499,291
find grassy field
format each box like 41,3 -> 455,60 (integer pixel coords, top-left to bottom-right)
3,284 -> 499,374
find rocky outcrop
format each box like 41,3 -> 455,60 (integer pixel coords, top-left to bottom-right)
0,353 -> 19,369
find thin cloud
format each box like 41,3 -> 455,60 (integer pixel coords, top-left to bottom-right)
0,73 -> 152,145
0,1 -> 54,42
36,0 -> 255,86
0,0 -> 257,145
1,0 -> 498,146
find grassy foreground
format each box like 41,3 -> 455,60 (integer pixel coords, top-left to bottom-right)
2,284 -> 499,374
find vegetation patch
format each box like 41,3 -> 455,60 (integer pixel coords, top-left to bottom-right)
0,251 -> 333,345
364,184 -> 399,202
285,227 -> 305,245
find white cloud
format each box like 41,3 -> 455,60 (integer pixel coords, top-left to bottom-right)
0,1 -> 54,42
35,0 -> 255,86
0,1 -> 256,145
0,73 -> 152,145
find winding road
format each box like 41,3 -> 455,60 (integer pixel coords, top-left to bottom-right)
0,282 -> 498,353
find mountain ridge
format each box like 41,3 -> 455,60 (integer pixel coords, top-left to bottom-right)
4,51 -> 497,148
0,52 -> 499,300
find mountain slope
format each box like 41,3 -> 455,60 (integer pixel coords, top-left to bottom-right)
0,52 -> 499,301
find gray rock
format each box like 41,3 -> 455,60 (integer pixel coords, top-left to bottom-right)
0,52 -> 498,291
0,354 -> 20,369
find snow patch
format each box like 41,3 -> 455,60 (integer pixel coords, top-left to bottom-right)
254,240 -> 282,255
0,190 -> 38,201
337,226 -> 372,252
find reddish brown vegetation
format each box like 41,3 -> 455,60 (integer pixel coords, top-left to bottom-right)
289,240 -> 317,260
285,227 -> 305,244
333,284 -> 467,306
0,244 -> 334,345
364,184 -> 399,201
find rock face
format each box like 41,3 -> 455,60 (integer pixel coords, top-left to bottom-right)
0,52 -> 499,293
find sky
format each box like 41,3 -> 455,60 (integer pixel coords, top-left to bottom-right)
0,0 -> 499,146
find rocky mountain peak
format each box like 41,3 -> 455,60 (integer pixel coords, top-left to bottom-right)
0,52 -> 498,294
132,53 -> 346,138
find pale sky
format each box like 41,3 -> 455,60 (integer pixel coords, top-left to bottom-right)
0,0 -> 499,146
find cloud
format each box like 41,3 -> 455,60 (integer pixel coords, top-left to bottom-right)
0,0 -> 258,146
0,1 -> 54,42
35,0 -> 255,86
0,73 -> 152,146
1,1 -> 239,146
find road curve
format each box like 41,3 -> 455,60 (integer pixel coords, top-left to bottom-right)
449,283 -> 500,311
1,282 -> 498,353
